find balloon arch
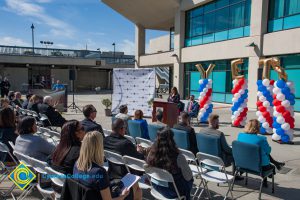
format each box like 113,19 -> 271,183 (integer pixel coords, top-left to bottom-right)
194,57 -> 295,144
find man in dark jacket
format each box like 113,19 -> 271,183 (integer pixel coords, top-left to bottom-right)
38,96 -> 66,127
81,104 -> 104,136
0,77 -> 10,98
104,118 -> 144,180
173,112 -> 198,154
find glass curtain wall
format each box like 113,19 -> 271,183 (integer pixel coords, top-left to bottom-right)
268,0 -> 300,32
269,54 -> 300,111
185,0 -> 251,47
184,59 -> 248,103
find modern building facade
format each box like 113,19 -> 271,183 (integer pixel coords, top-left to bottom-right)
0,45 -> 134,92
102,0 -> 300,112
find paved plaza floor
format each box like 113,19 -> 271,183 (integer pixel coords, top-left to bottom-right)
1,92 -> 300,199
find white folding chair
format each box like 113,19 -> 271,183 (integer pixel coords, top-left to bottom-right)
27,157 -> 54,200
135,137 -> 153,148
12,151 -> 37,200
0,142 -> 18,197
104,150 -> 125,166
144,165 -> 186,200
123,155 -> 151,190
179,149 -> 208,199
196,152 -> 234,200
103,129 -> 113,137
45,167 -> 65,200
124,135 -> 136,145
8,141 -> 15,150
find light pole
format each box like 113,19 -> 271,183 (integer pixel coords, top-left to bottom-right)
40,41 -> 53,56
97,48 -> 101,58
31,24 -> 35,54
112,43 -> 116,63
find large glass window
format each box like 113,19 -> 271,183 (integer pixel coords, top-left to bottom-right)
268,0 -> 300,32
185,0 -> 251,47
184,58 -> 248,103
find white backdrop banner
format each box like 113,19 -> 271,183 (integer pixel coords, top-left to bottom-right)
112,68 -> 156,117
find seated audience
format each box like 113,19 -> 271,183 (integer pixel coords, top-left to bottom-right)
198,114 -> 233,167
151,109 -> 166,126
1,98 -> 11,109
49,120 -> 85,175
13,92 -> 24,107
238,119 -> 285,187
173,112 -> 198,154
133,110 -> 150,139
146,127 -> 193,199
81,104 -> 104,137
8,91 -> 17,107
185,95 -> 199,118
0,108 -> 17,163
27,94 -> 42,114
104,119 -> 144,180
15,116 -> 55,161
74,131 -> 142,200
115,105 -> 131,133
38,96 -> 66,127
22,93 -> 33,109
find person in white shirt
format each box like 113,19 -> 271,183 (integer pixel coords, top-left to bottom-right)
115,105 -> 131,134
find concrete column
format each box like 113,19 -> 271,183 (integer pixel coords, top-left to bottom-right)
247,0 -> 269,109
173,9 -> 185,97
135,24 -> 145,68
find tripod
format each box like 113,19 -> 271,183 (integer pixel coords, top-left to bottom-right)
68,80 -> 81,113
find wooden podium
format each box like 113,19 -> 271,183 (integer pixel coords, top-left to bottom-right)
152,100 -> 178,127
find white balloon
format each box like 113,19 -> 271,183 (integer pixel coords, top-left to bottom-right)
266,127 -> 273,133
200,92 -> 204,97
286,81 -> 294,88
234,93 -> 241,98
233,80 -> 237,85
273,111 -> 279,117
232,97 -> 238,102
204,104 -> 209,109
238,107 -> 243,113
231,116 -> 235,120
262,79 -> 270,87
282,100 -> 290,108
273,128 -> 277,133
233,111 -> 239,116
199,79 -> 203,84
208,79 -> 212,84
273,87 -> 280,95
258,116 -> 266,123
276,93 -> 285,101
241,121 -> 246,126
286,132 -> 294,141
239,89 -> 245,95
208,83 -> 212,88
259,96 -> 266,102
257,91 -> 262,97
262,122 -> 269,129
276,116 -> 285,124
200,108 -> 205,113
272,133 -> 281,141
256,111 -> 261,117
281,123 -> 290,131
263,101 -> 270,107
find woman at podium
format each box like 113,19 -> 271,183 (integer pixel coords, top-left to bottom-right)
167,87 -> 180,103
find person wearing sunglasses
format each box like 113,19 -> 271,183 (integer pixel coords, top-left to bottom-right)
81,104 -> 104,137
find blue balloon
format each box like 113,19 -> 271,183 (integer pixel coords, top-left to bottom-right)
203,79 -> 208,85
282,87 -> 290,95
281,134 -> 290,143
257,80 -> 263,86
273,122 -> 280,129
258,86 -> 265,92
290,99 -> 295,105
276,128 -> 285,136
260,127 -> 266,134
276,80 -> 286,89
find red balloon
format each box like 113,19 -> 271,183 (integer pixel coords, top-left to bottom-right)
239,78 -> 245,86
259,106 -> 266,112
262,111 -> 269,118
291,123 -> 295,129
273,94 -> 277,99
283,111 -> 291,119
276,106 -> 285,113
233,121 -> 240,126
270,80 -> 275,85
256,101 -> 263,107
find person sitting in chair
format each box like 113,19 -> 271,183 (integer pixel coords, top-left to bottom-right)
81,104 -> 104,137
151,109 -> 166,127
185,95 -> 199,118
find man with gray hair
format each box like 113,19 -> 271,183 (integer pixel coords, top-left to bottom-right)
38,96 -> 66,127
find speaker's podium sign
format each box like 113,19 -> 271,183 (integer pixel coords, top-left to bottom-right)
112,68 -> 156,117
29,88 -> 68,112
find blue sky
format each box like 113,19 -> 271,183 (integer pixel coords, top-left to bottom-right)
0,0 -> 167,54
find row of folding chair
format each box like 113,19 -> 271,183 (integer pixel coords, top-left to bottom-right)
37,126 -> 60,145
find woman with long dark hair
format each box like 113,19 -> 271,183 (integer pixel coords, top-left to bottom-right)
146,127 -> 193,199
15,116 -> 55,161
49,120 -> 85,175
0,108 -> 17,163
167,87 -> 180,103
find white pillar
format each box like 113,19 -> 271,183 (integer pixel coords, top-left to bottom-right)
135,24 -> 145,68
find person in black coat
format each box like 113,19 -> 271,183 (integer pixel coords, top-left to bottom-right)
81,104 -> 104,137
0,77 -> 10,98
38,96 -> 66,127
104,119 -> 144,180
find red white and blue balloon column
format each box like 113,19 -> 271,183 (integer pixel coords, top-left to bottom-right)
195,64 -> 215,123
256,79 -> 275,134
230,59 -> 248,127
272,80 -> 295,143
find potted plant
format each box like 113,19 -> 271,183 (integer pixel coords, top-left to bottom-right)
101,98 -> 112,116
147,98 -> 154,108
